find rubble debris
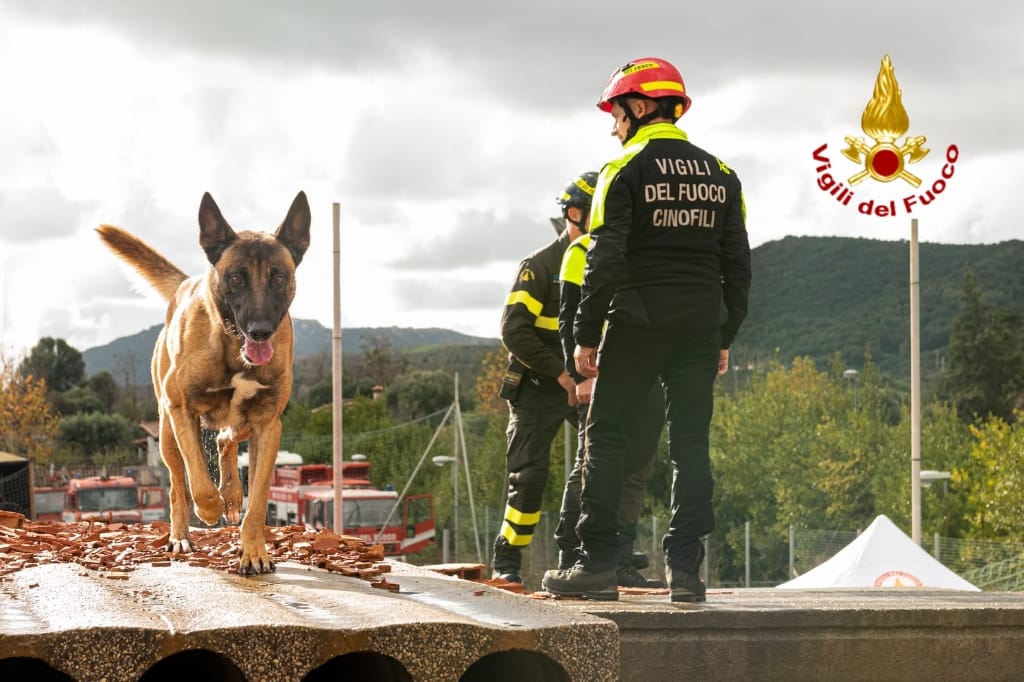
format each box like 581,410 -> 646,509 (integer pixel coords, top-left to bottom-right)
0,514 -> 393,588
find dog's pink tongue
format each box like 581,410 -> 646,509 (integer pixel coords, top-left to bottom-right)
243,339 -> 274,366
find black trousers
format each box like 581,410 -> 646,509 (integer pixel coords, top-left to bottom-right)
492,378 -> 576,571
554,382 -> 663,562
577,323 -> 720,571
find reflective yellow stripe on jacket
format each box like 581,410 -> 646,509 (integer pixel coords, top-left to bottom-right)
559,234 -> 591,287
591,123 -> 690,233
505,290 -> 558,330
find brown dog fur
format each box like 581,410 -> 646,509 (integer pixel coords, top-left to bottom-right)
96,192 -> 311,574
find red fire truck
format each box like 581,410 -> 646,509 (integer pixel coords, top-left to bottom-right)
61,475 -> 166,523
264,459 -> 435,557
32,486 -> 65,522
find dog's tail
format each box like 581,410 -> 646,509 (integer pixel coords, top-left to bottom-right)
96,225 -> 189,302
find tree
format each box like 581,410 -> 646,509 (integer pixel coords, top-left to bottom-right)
709,355 -> 914,583
48,371 -> 119,417
18,337 -> 85,392
939,267 -> 1024,422
361,335 -> 406,388
87,371 -> 119,412
474,348 -> 508,417
343,394 -> 393,433
387,370 -> 454,420
344,377 -> 379,400
868,400 -> 972,538
52,386 -> 104,416
112,350 -> 145,418
57,412 -> 137,461
281,394 -> 399,463
305,380 -> 334,408
955,412 -> 1024,541
0,351 -> 60,463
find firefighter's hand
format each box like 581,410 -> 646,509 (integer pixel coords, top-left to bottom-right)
557,370 -> 579,407
575,377 -> 594,404
575,345 -> 598,378
717,349 -> 730,377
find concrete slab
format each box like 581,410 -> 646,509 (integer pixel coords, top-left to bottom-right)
5,516 -> 1024,682
0,561 -> 618,682
551,587 -> 1024,682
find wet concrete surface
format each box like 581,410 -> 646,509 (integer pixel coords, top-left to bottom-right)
5,517 -> 1024,681
0,560 -> 618,682
555,587 -> 1024,681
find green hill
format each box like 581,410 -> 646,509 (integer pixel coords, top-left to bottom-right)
732,236 -> 1024,382
82,321 -> 498,381
80,236 -> 1024,389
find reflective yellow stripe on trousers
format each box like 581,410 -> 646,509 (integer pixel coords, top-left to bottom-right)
499,504 -> 541,546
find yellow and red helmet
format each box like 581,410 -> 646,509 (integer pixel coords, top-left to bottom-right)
597,57 -> 691,118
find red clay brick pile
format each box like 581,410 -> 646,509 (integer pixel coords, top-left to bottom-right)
0,511 -> 399,592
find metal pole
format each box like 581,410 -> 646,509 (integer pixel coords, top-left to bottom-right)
744,521 -> 751,588
484,506 -> 491,567
651,515 -> 658,573
703,534 -> 709,587
331,202 -> 344,533
375,403 -> 455,540
455,380 -> 483,562
910,218 -> 922,544
452,374 -> 459,561
789,524 -> 795,579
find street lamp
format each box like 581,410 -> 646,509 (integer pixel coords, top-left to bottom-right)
432,455 -> 458,562
843,368 -> 860,412
920,470 -> 951,494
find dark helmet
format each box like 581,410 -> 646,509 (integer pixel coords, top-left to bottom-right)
556,172 -> 598,213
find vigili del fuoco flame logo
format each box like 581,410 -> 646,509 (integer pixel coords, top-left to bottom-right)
812,55 -> 960,218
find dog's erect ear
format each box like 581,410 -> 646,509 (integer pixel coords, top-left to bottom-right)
198,192 -> 238,265
275,191 -> 312,267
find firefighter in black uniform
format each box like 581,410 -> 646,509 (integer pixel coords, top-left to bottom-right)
490,173 -> 594,583
555,229 -> 664,588
543,57 -> 751,602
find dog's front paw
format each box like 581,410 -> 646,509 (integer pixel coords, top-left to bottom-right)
237,543 -> 275,576
193,491 -> 225,526
167,536 -> 195,554
223,504 -> 242,525
222,493 -> 242,525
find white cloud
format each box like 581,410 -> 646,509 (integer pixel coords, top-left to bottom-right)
0,1 -> 1021,360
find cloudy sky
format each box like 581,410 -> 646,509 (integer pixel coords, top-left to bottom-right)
1,1 -> 1021,358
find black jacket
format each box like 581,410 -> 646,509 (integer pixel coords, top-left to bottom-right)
501,230 -> 571,382
575,122 -> 751,349
558,234 -> 590,384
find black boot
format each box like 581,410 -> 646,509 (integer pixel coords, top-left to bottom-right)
666,564 -> 706,602
491,540 -> 522,583
616,538 -> 659,586
666,540 -> 706,602
542,562 -> 618,601
616,562 -> 664,588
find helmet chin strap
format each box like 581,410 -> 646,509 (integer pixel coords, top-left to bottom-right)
564,211 -> 588,234
620,99 -> 660,144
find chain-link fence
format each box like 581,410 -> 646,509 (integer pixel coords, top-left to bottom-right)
789,527 -> 1024,591
0,458 -> 32,516
442,509 -> 1024,591
23,457 -> 1024,592
444,508 -> 695,588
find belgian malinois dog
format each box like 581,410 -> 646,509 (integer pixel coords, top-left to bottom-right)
96,191 -> 310,574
